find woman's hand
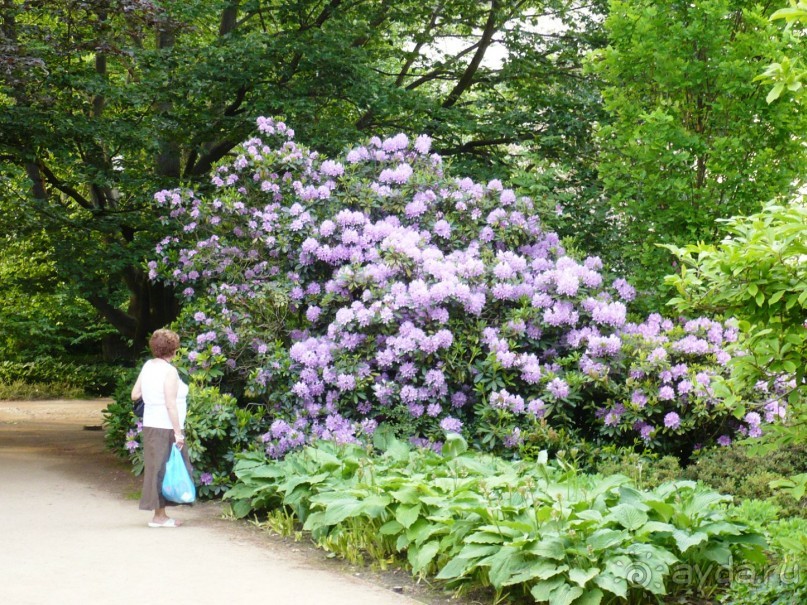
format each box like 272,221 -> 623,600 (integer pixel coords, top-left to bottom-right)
174,430 -> 185,448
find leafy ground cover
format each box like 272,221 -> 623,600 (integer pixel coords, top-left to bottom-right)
223,434 -> 771,605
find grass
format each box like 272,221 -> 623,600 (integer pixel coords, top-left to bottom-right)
0,380 -> 87,400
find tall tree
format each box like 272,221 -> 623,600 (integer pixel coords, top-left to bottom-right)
591,0 -> 807,301
0,0 -> 605,357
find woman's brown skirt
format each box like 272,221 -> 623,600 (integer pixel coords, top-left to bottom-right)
139,427 -> 193,511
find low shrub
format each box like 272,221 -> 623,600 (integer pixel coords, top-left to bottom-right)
0,379 -> 86,400
103,380 -> 266,498
0,357 -> 126,396
720,508 -> 807,605
225,433 -> 766,604
665,199 -> 807,455
593,447 -> 682,490
184,385 -> 266,497
102,367 -> 141,460
728,499 -> 781,532
685,443 -> 807,517
721,576 -> 807,605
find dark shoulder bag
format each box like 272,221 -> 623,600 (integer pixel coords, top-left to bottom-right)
133,397 -> 145,418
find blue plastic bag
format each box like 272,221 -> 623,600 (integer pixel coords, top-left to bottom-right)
161,444 -> 196,504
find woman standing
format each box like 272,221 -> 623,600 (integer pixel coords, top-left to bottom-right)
131,328 -> 192,527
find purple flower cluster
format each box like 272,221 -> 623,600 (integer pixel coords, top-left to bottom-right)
151,118 -> 786,456
125,422 -> 142,453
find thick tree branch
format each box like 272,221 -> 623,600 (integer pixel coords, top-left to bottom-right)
350,0 -> 392,48
276,0 -> 343,85
189,139 -> 241,177
24,162 -> 48,201
185,85 -> 249,176
37,162 -> 94,209
307,0 -> 343,30
356,3 -> 443,130
438,132 -> 538,156
91,11 -> 112,211
396,4 -> 443,87
404,41 -> 482,91
224,85 -> 248,116
93,51 -> 107,118
442,0 -> 500,109
196,0 -> 346,171
88,294 -> 138,339
92,8 -> 108,119
219,1 -> 240,36
155,27 -> 180,178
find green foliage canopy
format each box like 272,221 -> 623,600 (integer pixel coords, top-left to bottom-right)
591,0 -> 807,301
0,0 -> 606,356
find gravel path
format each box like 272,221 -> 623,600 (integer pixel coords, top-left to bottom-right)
0,400 -> 432,605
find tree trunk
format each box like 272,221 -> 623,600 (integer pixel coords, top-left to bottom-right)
155,28 -> 181,178
129,275 -> 180,357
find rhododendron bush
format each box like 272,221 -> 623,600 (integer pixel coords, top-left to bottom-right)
150,118 -> 786,459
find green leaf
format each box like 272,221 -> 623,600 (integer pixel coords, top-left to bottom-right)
436,555 -> 474,580
575,510 -> 604,522
531,577 -> 566,602
568,567 -> 600,587
382,439 -> 411,462
530,536 -> 567,560
572,588 -> 604,605
697,521 -> 742,537
549,583 -> 584,605
390,486 -> 422,505
458,544 -> 502,559
395,504 -> 421,529
725,533 -> 768,547
379,520 -> 403,536
624,543 -> 678,567
357,493 -> 391,518
485,547 -> 527,588
409,540 -> 440,574
231,498 -> 253,519
407,518 -> 440,544
610,504 -> 648,531
594,572 -> 627,599
672,530 -> 708,553
702,543 -> 732,565
502,561 -> 568,586
467,531 -> 507,544
767,82 -> 785,103
586,529 -> 627,552
441,433 -> 468,459
644,500 -> 675,522
640,521 -> 676,535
